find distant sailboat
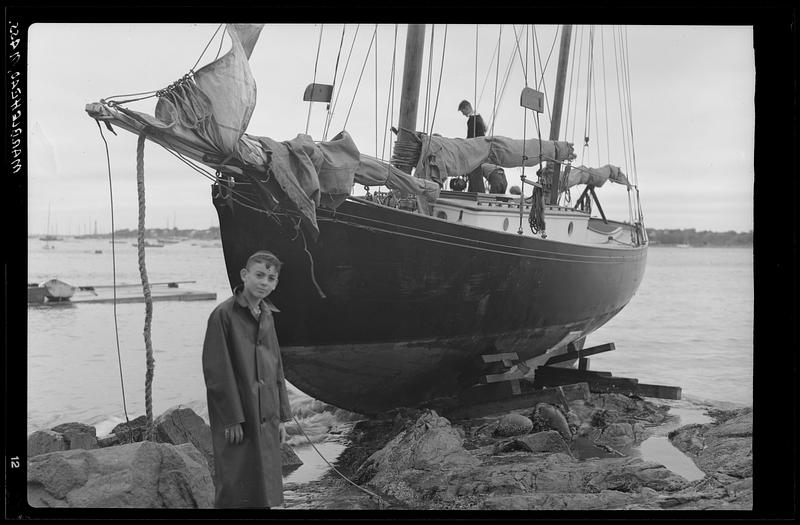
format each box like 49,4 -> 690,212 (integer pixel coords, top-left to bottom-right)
40,203 -> 61,248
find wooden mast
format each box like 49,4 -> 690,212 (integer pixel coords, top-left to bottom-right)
546,25 -> 573,205
393,24 -> 426,174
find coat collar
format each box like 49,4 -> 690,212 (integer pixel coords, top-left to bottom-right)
232,284 -> 280,313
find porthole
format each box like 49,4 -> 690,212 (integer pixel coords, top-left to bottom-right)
503,217 -> 509,231
568,221 -> 574,235
436,211 -> 448,220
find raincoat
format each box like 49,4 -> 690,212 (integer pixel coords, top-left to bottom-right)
202,285 -> 292,508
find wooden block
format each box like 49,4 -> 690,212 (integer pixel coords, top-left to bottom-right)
544,342 -> 616,366
482,368 -> 528,384
635,383 -> 682,400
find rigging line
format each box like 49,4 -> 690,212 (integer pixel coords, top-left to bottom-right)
214,25 -> 226,60
291,414 -> 386,509
342,25 -> 378,131
474,25 -> 478,117
191,24 -> 224,72
511,25 -> 528,85
95,120 -> 130,424
375,27 -> 379,157
533,25 -> 559,121
569,26 -> 586,145
563,25 -> 579,142
323,25 -> 348,142
488,33 -> 523,132
622,27 -> 639,186
600,26 -> 611,165
423,25 -> 436,134
477,36 -> 501,110
583,26 -> 594,146
325,24 -> 360,139
490,25 -> 502,137
380,24 -> 398,164
612,27 -> 631,178
424,25 -> 448,159
306,24 -> 325,136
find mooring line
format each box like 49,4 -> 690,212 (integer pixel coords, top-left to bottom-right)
290,414 -> 387,509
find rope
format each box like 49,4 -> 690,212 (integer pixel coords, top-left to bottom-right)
375,28 -> 379,157
95,120 -> 130,424
135,134 -> 156,441
324,24 -> 360,140
290,413 -> 387,509
323,25 -> 348,141
342,25 -> 378,131
380,25 -> 398,164
190,24 -> 224,72
423,25 -> 448,162
299,225 -> 327,299
490,25 -> 502,137
305,24 -> 325,135
474,25 -> 478,120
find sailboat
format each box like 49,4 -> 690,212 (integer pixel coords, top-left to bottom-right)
40,202 -> 61,247
86,24 -> 647,415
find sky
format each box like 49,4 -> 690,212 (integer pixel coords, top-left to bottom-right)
26,23 -> 754,235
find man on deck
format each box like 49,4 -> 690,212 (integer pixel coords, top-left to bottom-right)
458,100 -> 488,193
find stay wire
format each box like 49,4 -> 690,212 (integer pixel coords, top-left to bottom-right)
306,24 -> 325,136
191,24 -> 224,72
342,25 -> 378,131
95,120 -> 130,424
380,25 -> 398,164
490,25 -> 502,137
423,25 -> 448,159
323,25 -> 348,141
325,24 -> 361,139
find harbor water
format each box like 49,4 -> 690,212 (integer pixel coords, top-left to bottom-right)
26,238 -> 752,484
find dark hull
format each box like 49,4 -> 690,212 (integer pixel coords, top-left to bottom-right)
215,196 -> 647,414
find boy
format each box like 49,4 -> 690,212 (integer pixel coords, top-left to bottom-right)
202,250 -> 292,509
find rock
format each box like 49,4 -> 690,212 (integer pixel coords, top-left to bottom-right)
110,415 -> 149,443
281,443 -> 303,472
359,410 -> 479,501
669,408 -> 752,482
533,404 -> 572,440
51,422 -> 97,451
493,431 -> 571,455
483,489 -> 652,510
493,413 -> 533,437
27,441 -> 213,508
154,407 -> 213,475
27,430 -> 67,457
593,421 -> 645,449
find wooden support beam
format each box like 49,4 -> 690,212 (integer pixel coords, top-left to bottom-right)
589,186 -> 608,224
634,383 -> 682,400
534,367 -> 638,391
446,382 -> 591,420
481,352 -> 519,363
544,342 -> 616,365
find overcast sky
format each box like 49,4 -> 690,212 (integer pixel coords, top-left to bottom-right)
27,23 -> 754,235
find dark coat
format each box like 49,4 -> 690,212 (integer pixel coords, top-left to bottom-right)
202,286 -> 292,508
466,113 -> 486,138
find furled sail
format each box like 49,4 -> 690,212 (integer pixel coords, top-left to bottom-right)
85,23 -> 440,237
564,164 -> 630,189
412,133 -> 577,187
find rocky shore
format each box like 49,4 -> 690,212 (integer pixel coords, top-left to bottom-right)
284,387 -> 753,511
26,383 -> 752,510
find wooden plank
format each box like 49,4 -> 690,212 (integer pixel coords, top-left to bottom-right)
481,368 -> 527,384
480,352 -> 519,363
635,383 -> 682,400
544,342 -> 616,365
534,370 -> 638,392
446,382 -> 591,420
535,366 -> 613,380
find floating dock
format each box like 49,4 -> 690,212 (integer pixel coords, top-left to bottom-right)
28,281 -> 216,306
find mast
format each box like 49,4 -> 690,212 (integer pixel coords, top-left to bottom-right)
546,25 -> 572,205
393,24 -> 426,174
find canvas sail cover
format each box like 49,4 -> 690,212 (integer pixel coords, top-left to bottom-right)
413,133 -> 576,187
564,164 -> 630,189
85,23 -> 439,236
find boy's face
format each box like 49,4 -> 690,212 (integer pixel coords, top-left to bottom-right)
240,261 -> 279,300
459,107 -> 471,117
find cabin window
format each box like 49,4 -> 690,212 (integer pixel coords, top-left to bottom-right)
503,217 -> 509,231
568,221 -> 574,236
436,211 -> 448,220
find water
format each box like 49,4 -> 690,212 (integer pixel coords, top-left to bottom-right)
26,240 -> 752,483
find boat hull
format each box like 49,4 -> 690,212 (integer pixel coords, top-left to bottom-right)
215,195 -> 647,414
